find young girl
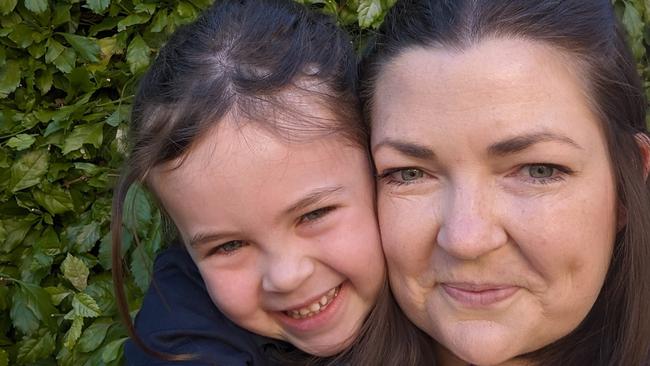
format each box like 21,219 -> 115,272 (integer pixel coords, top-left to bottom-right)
111,0 -> 428,364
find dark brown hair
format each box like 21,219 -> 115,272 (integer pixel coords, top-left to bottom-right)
361,0 -> 650,365
111,0 -> 371,361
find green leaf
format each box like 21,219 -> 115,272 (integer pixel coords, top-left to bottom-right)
0,0 -> 17,15
117,13 -> 151,32
86,0 -> 110,14
63,316 -> 83,349
77,319 -> 111,352
53,47 -> 76,73
101,337 -> 127,363
33,186 -> 74,215
9,149 -> 49,192
0,216 -> 37,253
72,292 -> 101,317
16,332 -> 55,363
126,35 -> 150,74
36,67 -> 53,94
24,0 -> 47,13
44,285 -> 71,305
10,282 -> 57,334
105,104 -> 129,126
45,39 -> 65,64
65,221 -> 101,253
123,183 -> 153,231
62,33 -> 101,63
0,60 -> 21,98
61,254 -> 90,290
8,24 -> 34,48
130,243 -> 153,292
62,123 -> 103,155
52,4 -> 71,26
148,10 -> 168,32
6,134 -> 35,151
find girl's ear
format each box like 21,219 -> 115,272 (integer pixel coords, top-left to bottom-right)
635,133 -> 650,180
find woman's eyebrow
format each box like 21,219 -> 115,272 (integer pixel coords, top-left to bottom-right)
372,139 -> 435,160
487,131 -> 583,157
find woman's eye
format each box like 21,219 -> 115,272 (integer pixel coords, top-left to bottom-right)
528,164 -> 554,178
518,163 -> 573,184
400,168 -> 424,181
212,240 -> 246,256
299,206 -> 334,224
377,168 -> 426,186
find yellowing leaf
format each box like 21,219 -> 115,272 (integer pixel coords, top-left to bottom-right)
72,292 -> 101,317
9,149 -> 49,192
357,0 -> 382,28
61,254 -> 90,290
63,316 -> 84,349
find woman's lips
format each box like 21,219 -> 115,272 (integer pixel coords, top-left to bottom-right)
441,283 -> 519,307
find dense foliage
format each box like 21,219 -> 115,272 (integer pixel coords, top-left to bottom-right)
0,0 -> 647,364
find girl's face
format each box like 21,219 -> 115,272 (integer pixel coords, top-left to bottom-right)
371,38 -> 617,365
150,113 -> 384,356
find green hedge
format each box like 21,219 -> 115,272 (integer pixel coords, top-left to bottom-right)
0,0 -> 646,364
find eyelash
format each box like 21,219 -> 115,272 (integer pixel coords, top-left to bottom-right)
376,167 -> 427,186
207,240 -> 248,257
517,163 -> 574,185
298,206 -> 336,224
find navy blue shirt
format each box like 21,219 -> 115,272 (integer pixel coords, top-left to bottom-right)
125,244 -> 292,365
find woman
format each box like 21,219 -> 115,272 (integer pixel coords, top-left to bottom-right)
362,0 -> 650,364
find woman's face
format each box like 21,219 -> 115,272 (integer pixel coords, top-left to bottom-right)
150,110 -> 384,356
371,38 -> 618,365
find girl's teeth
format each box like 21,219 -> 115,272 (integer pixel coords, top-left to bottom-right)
285,285 -> 340,319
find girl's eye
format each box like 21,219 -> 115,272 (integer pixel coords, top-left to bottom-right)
377,168 -> 426,186
211,240 -> 247,256
299,206 -> 334,224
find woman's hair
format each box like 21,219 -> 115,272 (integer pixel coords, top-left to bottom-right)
111,0 -> 369,361
361,0 -> 650,365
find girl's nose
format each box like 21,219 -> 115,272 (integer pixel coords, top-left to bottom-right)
261,249 -> 315,293
436,184 -> 508,260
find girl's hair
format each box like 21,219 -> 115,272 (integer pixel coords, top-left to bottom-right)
111,0 -> 370,361
361,0 -> 650,365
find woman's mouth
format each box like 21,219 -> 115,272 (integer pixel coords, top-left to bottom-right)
284,285 -> 341,319
442,283 -> 519,307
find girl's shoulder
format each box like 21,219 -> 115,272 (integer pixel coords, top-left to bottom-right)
125,243 -> 290,366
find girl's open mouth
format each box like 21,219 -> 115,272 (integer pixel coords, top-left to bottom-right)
284,285 -> 341,319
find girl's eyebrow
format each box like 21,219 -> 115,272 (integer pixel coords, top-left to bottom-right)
284,185 -> 344,215
487,131 -> 583,157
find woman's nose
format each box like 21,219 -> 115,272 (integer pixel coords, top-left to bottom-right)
261,249 -> 315,293
436,184 -> 508,260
